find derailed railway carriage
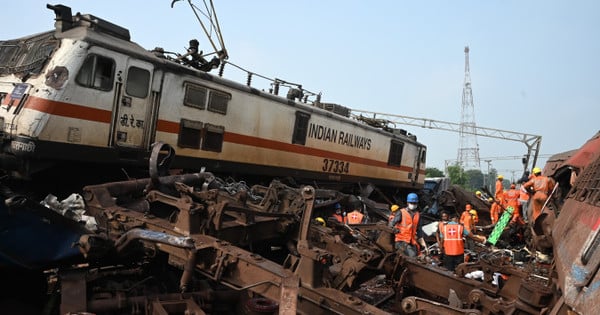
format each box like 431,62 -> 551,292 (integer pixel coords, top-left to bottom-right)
0,4 -> 426,195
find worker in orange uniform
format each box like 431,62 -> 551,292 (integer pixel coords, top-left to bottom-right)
518,183 -> 530,222
523,167 -> 555,221
504,183 -> 524,224
489,197 -> 501,224
495,175 -> 505,204
460,204 -> 476,251
389,193 -> 426,257
331,203 -> 347,224
441,213 -> 486,272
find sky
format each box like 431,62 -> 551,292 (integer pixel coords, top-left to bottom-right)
3,1 -> 599,183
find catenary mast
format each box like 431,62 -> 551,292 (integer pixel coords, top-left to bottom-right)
457,46 -> 480,169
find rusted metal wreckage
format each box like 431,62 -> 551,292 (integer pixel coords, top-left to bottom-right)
4,142 -> 564,315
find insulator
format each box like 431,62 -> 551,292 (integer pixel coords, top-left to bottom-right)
273,82 -> 279,95
218,62 -> 225,77
246,73 -> 252,86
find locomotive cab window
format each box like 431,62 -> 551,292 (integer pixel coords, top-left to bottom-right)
75,54 -> 115,91
292,112 -> 310,145
126,66 -> 150,98
388,140 -> 404,166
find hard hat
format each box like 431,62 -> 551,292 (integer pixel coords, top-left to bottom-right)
391,204 -> 400,212
475,191 -> 482,196
497,175 -> 504,179
469,209 -> 478,216
315,217 -> 326,226
532,167 -> 542,174
335,203 -> 341,209
488,197 -> 494,202
466,204 -> 472,210
407,193 -> 419,203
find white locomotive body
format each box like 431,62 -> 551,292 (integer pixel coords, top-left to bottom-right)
0,5 -> 426,192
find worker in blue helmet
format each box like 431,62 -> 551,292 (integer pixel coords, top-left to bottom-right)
389,193 -> 427,257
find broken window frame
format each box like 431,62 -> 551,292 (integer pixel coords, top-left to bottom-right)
75,54 -> 115,91
388,140 -> 404,167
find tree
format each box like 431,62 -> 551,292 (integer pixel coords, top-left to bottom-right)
447,164 -> 467,187
425,167 -> 444,178
465,169 -> 484,191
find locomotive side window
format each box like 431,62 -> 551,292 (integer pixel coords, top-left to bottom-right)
125,66 -> 150,98
202,123 -> 224,152
292,112 -> 310,145
184,82 -> 230,114
388,140 -> 404,166
178,119 -> 203,149
207,90 -> 230,114
420,150 -> 426,163
184,84 -> 207,109
75,54 -> 115,91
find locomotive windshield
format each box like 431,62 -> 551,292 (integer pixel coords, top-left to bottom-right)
0,31 -> 57,77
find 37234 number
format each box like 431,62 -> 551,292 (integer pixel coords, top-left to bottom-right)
322,159 -> 350,173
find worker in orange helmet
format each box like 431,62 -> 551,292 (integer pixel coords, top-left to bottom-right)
523,167 -> 555,221
389,193 -> 426,257
495,175 -> 505,204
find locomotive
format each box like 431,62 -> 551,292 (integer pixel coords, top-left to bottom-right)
0,4 -> 426,197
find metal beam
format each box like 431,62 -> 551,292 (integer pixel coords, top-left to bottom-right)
351,109 -> 542,174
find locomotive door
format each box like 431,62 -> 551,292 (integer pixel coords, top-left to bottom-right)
111,59 -> 154,149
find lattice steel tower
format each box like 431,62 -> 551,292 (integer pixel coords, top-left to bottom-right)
457,46 -> 480,169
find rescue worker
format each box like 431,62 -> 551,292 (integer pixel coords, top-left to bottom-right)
523,167 -> 555,221
475,191 -> 486,202
460,204 -> 474,233
331,203 -> 346,224
504,183 -> 524,224
436,211 -> 449,258
314,217 -> 326,226
441,213 -> 486,272
518,183 -> 530,222
469,209 -> 479,225
389,193 -> 427,257
346,207 -> 365,225
460,204 -> 476,251
495,175 -> 505,204
489,197 -> 501,224
389,204 -> 400,222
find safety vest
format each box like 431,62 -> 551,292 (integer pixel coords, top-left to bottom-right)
443,223 -> 465,256
346,210 -> 364,224
394,208 -> 420,244
333,213 -> 346,224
